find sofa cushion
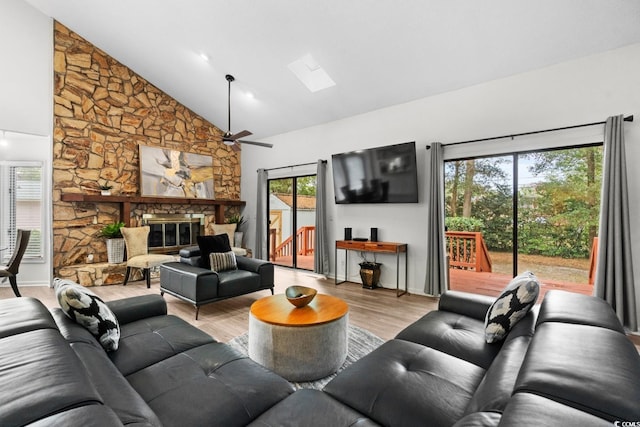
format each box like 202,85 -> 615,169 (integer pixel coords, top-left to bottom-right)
209,250 -> 237,272
197,234 -> 232,269
108,314 -> 215,376
536,290 -> 625,332
25,405 -> 125,427
324,339 -> 485,427
499,393 -> 612,427
126,342 -> 294,427
0,296 -> 58,339
248,389 -> 382,427
484,271 -> 539,343
71,341 -> 162,426
54,278 -> 120,351
217,269 -> 262,298
395,310 -> 501,369
515,321 -> 640,422
0,329 -> 104,426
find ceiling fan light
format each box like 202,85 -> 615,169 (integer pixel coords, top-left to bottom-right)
223,139 -> 235,146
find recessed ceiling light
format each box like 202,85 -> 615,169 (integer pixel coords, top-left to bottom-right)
288,53 -> 335,93
245,91 -> 255,99
199,53 -> 209,62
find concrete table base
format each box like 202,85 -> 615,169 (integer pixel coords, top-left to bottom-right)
248,294 -> 349,382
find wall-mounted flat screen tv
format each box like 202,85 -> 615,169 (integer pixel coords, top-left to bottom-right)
332,141 -> 418,204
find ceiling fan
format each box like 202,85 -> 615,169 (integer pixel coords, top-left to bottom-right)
222,74 -> 273,150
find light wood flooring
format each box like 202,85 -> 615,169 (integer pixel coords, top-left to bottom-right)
0,267 -> 437,342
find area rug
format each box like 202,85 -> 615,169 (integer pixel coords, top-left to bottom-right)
227,324 -> 385,390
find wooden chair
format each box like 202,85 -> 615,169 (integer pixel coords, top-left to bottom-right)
0,229 -> 31,297
121,226 -> 174,288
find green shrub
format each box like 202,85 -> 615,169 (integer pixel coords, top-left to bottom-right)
445,217 -> 484,232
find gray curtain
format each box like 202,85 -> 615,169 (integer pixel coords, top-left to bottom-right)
424,143 -> 448,296
594,115 -> 637,330
255,169 -> 268,260
314,160 -> 329,275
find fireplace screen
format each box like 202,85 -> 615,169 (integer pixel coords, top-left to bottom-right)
143,214 -> 204,253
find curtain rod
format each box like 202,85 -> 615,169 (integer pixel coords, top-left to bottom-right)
427,115 -> 634,149
259,159 -> 326,173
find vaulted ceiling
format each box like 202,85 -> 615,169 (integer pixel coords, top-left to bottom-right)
24,0 -> 640,141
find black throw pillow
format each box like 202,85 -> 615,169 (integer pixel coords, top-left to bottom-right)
197,234 -> 232,269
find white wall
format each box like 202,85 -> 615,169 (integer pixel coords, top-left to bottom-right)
242,43 -> 640,313
0,0 -> 53,286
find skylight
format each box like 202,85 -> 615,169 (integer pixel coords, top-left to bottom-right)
288,53 -> 336,93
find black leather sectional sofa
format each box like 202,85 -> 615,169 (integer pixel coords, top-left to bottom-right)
1,290 -> 638,426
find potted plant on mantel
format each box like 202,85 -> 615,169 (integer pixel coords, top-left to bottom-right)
99,221 -> 125,264
99,184 -> 113,196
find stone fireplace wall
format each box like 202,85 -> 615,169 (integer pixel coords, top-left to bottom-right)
52,22 -> 241,278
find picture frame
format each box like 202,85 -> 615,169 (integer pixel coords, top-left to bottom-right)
139,145 -> 215,199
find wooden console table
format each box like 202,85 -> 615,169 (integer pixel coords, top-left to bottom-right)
335,240 -> 408,297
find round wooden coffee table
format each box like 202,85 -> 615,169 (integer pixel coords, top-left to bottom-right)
248,293 -> 349,381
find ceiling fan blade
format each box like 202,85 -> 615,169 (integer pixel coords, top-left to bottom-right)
238,139 -> 273,148
226,130 -> 252,141
231,142 -> 242,152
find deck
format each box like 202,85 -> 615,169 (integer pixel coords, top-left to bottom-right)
449,268 -> 594,301
272,255 -> 593,300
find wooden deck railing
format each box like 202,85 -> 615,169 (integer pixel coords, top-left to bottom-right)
270,226 -> 315,261
446,231 -> 492,272
588,237 -> 598,285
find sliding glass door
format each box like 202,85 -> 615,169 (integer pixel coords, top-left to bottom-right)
268,175 -> 317,270
444,145 -> 602,296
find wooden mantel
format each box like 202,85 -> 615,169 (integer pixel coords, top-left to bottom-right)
60,193 -> 245,226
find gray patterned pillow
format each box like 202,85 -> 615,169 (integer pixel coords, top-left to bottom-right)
54,278 -> 120,351
484,271 -> 540,344
209,251 -> 238,272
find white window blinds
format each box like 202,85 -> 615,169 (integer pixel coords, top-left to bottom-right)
1,162 -> 44,261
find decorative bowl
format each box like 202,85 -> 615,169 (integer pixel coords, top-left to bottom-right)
285,286 -> 318,308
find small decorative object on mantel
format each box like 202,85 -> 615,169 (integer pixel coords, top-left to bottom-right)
99,222 -> 125,264
359,261 -> 382,289
285,285 -> 317,308
99,184 -> 113,196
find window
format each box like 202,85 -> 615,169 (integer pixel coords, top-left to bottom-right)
1,162 -> 44,262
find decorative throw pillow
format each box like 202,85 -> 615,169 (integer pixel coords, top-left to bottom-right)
54,278 -> 120,352
197,234 -> 232,269
212,224 -> 237,248
209,251 -> 238,272
484,271 -> 540,344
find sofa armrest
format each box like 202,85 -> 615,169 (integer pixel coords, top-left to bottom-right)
438,290 -> 495,321
237,257 -> 274,288
106,294 -> 167,325
237,256 -> 271,273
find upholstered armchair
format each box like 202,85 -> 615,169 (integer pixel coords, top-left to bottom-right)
121,226 -> 174,288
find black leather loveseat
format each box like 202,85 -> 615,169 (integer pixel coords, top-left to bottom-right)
160,246 -> 274,319
1,289 -> 638,426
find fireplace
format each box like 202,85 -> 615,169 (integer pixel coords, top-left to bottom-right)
142,214 -> 204,254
